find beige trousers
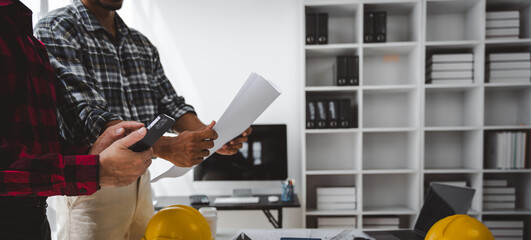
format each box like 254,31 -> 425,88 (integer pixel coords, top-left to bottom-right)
55,171 -> 154,240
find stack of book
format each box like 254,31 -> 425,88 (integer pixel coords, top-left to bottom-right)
484,220 -> 524,240
362,216 -> 400,229
364,11 -> 387,43
487,52 -> 531,83
426,53 -> 474,84
306,12 -> 328,45
316,187 -> 356,211
485,131 -> 527,169
317,217 -> 357,229
335,55 -> 359,86
483,179 -> 516,210
486,11 -> 520,39
306,99 -> 357,129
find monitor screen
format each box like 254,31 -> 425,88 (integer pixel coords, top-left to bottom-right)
194,124 -> 287,181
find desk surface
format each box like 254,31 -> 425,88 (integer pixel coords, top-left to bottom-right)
155,194 -> 300,211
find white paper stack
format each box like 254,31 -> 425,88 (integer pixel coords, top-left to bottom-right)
485,132 -> 527,169
316,187 -> 356,210
483,179 -> 516,210
486,11 -> 520,39
484,220 -> 524,240
317,217 -> 357,229
426,53 -> 474,84
487,52 -> 531,83
362,216 -> 400,229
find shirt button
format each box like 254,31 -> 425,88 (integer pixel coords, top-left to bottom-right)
79,188 -> 87,194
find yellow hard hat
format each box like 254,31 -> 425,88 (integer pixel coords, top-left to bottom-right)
425,214 -> 494,240
143,205 -> 212,240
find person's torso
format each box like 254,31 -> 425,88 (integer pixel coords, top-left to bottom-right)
77,26 -> 160,125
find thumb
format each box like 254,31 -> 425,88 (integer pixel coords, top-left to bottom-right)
204,121 -> 215,130
116,127 -> 147,148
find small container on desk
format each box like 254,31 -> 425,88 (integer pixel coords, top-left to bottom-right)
281,178 -> 295,202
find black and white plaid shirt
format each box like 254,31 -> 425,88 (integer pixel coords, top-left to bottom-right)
34,0 -> 195,146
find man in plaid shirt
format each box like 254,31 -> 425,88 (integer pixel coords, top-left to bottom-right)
0,0 -> 154,238
35,0 -> 251,239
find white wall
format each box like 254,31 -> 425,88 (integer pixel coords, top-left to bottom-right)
119,0 -> 303,228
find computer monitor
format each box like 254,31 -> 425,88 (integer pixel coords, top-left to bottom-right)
194,124 -> 288,181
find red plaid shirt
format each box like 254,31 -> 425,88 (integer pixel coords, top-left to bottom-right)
0,0 -> 99,196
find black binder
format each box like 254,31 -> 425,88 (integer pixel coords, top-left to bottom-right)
327,99 -> 339,128
364,12 -> 375,43
338,99 -> 353,128
335,56 -> 348,86
315,100 -> 327,128
317,13 -> 328,44
305,13 -> 317,45
374,12 -> 387,42
347,56 -> 359,86
306,101 -> 316,129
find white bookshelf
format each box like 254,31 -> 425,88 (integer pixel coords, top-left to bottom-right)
301,0 -> 531,235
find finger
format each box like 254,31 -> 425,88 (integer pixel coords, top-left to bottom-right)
145,159 -> 152,168
203,121 -> 215,130
226,142 -> 243,150
199,149 -> 210,157
200,139 -> 215,150
197,128 -> 218,140
230,136 -> 248,145
242,127 -> 252,137
118,127 -> 147,148
113,121 -> 145,131
139,148 -> 154,161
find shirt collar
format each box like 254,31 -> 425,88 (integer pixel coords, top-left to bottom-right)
73,0 -> 129,36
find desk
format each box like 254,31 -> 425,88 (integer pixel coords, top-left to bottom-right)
154,194 -> 300,228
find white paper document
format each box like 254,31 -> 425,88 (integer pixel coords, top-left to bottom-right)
151,72 -> 282,182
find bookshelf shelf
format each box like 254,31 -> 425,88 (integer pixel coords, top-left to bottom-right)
362,41 -> 418,49
305,86 -> 360,92
483,82 -> 531,88
362,169 -> 417,174
306,45 -> 359,58
424,84 -> 478,90
305,209 -> 360,216
485,38 -> 531,45
362,127 -> 417,132
306,170 -> 359,175
482,210 -> 531,215
362,85 -> 417,91
424,169 -> 481,174
362,206 -> 417,215
424,126 -> 481,131
306,128 -> 360,134
301,0 -> 531,233
483,169 -> 531,173
425,40 -> 482,47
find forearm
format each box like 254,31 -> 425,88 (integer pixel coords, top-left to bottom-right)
0,145 -> 99,197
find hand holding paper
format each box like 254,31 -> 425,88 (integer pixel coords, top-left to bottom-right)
150,72 -> 282,182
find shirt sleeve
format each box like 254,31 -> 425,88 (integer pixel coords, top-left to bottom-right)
34,19 -> 122,146
0,143 -> 99,197
150,44 -> 196,121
